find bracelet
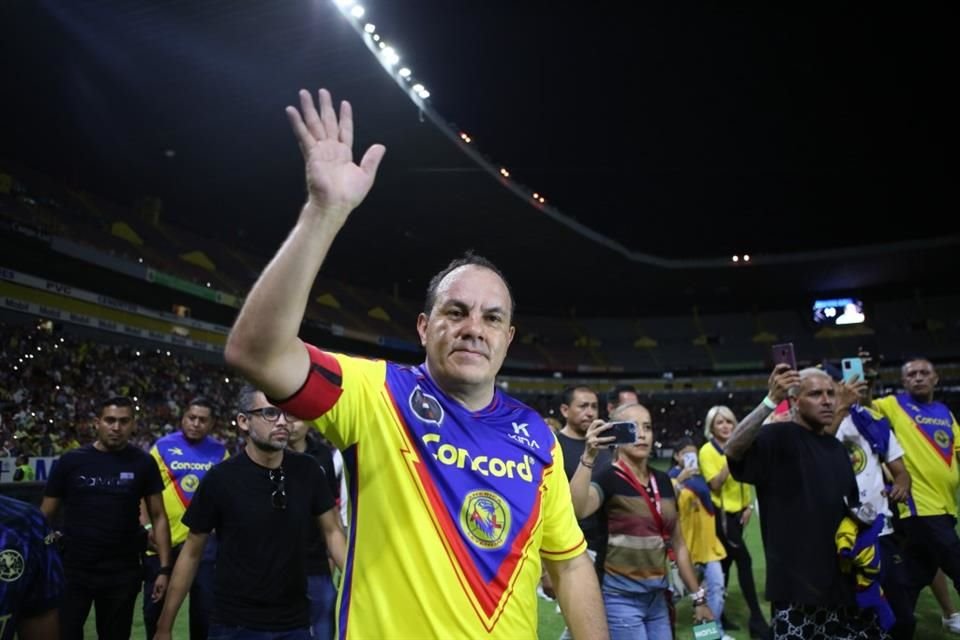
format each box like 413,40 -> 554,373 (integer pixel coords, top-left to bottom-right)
690,587 -> 707,607
579,456 -> 595,469
158,566 -> 173,576
761,396 -> 777,410
143,523 -> 153,531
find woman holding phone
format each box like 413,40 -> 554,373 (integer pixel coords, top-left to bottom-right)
571,403 -> 713,640
699,405 -> 770,638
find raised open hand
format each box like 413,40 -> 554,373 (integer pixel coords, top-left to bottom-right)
286,88 -> 386,226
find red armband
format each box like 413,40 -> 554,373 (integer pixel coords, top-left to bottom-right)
272,343 -> 344,420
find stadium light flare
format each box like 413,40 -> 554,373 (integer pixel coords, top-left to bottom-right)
364,23 -> 376,33
743,254 -> 751,262
398,67 -> 411,78
500,168 -> 510,178
350,5 -> 365,19
460,132 -> 472,143
731,255 -> 739,262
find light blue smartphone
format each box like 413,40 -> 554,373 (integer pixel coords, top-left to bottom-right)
842,357 -> 865,384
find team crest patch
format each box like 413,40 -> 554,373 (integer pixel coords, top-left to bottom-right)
0,549 -> 25,582
409,386 -> 444,424
845,442 -> 867,474
459,490 -> 511,550
934,429 -> 951,449
180,473 -> 200,492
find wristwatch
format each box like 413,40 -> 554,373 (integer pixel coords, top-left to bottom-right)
158,566 -> 173,576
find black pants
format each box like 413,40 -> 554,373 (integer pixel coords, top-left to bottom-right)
142,538 -> 217,640
716,509 -> 765,622
892,515 -> 960,639
61,563 -> 141,640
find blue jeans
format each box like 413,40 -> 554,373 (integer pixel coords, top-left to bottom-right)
603,586 -> 672,640
207,623 -> 313,639
699,561 -> 725,629
307,574 -> 337,640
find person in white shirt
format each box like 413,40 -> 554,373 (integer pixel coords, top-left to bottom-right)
829,376 -> 912,638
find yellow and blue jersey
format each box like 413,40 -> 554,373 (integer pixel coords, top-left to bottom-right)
0,495 -> 64,639
279,345 -> 586,640
150,432 -> 228,546
872,393 -> 960,518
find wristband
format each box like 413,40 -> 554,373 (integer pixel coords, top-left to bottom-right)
579,455 -> 595,469
143,523 -> 153,531
761,396 -> 777,410
158,566 -> 173,576
691,587 -> 707,607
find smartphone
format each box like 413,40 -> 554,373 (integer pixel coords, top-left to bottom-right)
607,421 -> 638,446
771,342 -> 797,370
842,357 -> 865,384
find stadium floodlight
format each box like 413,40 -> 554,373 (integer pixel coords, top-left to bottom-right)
350,5 -> 365,18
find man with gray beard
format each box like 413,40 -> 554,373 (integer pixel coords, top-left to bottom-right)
154,385 -> 346,640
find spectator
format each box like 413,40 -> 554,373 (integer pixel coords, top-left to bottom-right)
40,396 -> 172,640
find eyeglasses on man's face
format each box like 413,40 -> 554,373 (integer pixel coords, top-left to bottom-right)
269,467 -> 286,510
244,406 -> 294,423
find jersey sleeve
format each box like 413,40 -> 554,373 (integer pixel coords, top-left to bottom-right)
274,343 -> 387,450
871,395 -> 898,425
698,443 -> 724,483
539,437 -> 587,562
20,506 -> 64,618
952,413 -> 960,453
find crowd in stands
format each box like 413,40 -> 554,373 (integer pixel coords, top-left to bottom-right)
0,322 -> 766,462
0,323 -> 245,459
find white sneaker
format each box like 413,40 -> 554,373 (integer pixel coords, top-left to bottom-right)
944,613 -> 960,634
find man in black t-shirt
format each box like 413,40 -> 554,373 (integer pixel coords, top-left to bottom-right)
154,385 -> 346,640
726,366 -> 888,640
556,386 -> 613,557
41,396 -> 171,640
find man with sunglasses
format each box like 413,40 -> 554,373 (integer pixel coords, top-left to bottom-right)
154,386 -> 346,640
224,88 -> 605,639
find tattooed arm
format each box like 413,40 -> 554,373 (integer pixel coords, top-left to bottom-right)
725,365 -> 799,461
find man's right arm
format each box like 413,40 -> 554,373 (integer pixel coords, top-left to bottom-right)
725,364 -> 798,461
39,497 -> 60,524
224,88 -> 385,400
153,531 -> 209,640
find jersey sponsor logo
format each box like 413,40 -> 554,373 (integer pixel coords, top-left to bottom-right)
915,415 -> 951,427
167,447 -> 184,455
0,549 -> 24,582
180,473 -> 200,492
421,433 -> 534,482
169,461 -> 215,471
459,490 -> 510,550
934,429 -> 951,449
409,386 -> 444,424
509,422 -> 540,449
845,441 -> 867,474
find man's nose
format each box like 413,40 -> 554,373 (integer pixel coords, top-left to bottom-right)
459,313 -> 485,339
